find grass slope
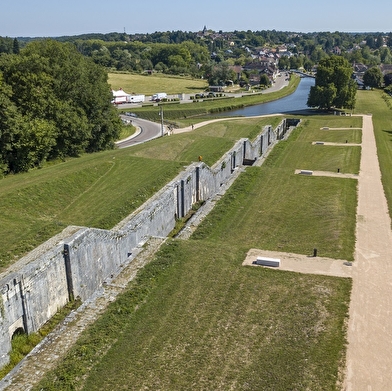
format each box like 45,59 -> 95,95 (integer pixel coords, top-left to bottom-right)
34,115 -> 358,391
0,116 -> 282,271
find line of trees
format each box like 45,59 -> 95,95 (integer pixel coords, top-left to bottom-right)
0,40 -> 121,174
7,30 -> 392,79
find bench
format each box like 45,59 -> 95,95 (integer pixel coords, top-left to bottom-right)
253,257 -> 281,267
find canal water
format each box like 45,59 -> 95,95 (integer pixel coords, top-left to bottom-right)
221,76 -> 315,117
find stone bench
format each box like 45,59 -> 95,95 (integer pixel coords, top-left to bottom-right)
253,256 -> 281,267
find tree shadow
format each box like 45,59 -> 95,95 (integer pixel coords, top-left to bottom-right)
381,129 -> 392,140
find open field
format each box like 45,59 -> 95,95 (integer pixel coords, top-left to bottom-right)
108,72 -> 208,95
32,115 -> 360,390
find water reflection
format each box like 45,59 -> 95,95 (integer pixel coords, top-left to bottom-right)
220,77 -> 315,117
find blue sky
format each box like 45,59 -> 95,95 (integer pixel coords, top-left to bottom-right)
1,0 -> 391,38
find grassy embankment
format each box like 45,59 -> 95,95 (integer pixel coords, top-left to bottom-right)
33,114 -> 360,390
0,117 -> 281,271
0,74 -> 218,270
124,77 -> 300,125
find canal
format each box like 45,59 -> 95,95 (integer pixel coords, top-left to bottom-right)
221,76 -> 315,117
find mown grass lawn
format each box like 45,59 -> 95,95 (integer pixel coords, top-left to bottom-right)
192,116 -> 359,260
34,115 -> 358,391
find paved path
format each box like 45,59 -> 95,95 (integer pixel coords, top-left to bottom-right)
344,115 -> 392,390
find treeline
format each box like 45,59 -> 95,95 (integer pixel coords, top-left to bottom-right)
0,39 -> 121,174
13,30 -> 391,76
3,30 -> 392,80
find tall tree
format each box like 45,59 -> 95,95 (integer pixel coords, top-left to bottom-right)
12,38 -> 20,54
0,40 -> 121,173
363,66 -> 383,88
307,55 -> 356,110
384,73 -> 392,87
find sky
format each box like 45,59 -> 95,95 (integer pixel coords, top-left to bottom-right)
1,0 -> 391,38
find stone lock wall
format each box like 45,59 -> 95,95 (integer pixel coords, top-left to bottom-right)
0,119 -> 296,368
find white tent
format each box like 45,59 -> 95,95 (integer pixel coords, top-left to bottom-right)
111,88 -> 131,104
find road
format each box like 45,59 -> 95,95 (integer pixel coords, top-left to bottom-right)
117,73 -> 289,110
115,117 -> 163,148
115,75 -> 290,148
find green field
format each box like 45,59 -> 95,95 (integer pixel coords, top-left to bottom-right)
108,72 -> 208,95
32,115 -> 360,390
0,116 -> 283,271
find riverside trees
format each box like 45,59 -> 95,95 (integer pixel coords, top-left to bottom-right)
307,55 -> 357,110
0,40 -> 121,174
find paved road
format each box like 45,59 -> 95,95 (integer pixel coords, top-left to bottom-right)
115,117 -> 163,148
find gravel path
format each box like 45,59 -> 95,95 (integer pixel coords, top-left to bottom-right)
343,115 -> 392,390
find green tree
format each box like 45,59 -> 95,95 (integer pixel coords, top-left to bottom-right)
307,55 -> 356,110
202,62 -> 235,86
259,73 -> 270,86
12,38 -> 20,54
307,84 -> 337,110
384,73 -> 392,86
278,56 -> 290,70
0,72 -> 22,173
363,66 -> 384,88
0,40 -> 121,172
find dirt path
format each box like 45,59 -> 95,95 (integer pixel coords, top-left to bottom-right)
343,115 -> 392,390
